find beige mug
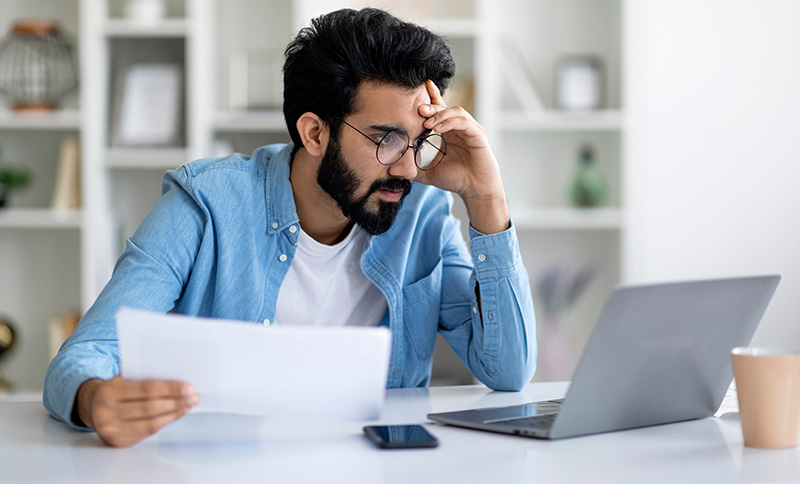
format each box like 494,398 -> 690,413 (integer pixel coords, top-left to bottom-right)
731,347 -> 800,448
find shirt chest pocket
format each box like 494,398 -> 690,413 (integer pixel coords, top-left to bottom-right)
402,258 -> 443,361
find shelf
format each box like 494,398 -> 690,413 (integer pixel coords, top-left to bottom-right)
0,109 -> 81,131
105,148 -> 188,169
0,391 -> 41,402
104,19 -> 189,38
501,110 -> 624,132
213,111 -> 287,133
413,18 -> 480,38
0,209 -> 82,229
510,206 -> 623,230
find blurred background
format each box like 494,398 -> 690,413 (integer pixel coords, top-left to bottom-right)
0,0 -> 797,393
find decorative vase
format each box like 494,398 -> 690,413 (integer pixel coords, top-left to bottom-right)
0,318 -> 16,392
568,144 -> 606,208
0,20 -> 78,112
125,0 -> 167,25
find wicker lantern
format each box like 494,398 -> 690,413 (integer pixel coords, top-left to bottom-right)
0,20 -> 78,111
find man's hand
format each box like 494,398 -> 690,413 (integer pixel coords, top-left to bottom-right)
415,80 -> 510,234
76,375 -> 198,447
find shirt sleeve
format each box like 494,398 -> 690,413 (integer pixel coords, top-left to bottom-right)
42,167 -> 206,430
437,219 -> 537,391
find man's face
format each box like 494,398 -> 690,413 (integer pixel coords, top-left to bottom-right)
316,81 -> 432,236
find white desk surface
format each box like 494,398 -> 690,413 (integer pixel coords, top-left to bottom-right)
2,382 -> 798,484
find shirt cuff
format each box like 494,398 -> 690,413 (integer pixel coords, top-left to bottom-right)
43,356 -> 118,432
468,220 -> 523,279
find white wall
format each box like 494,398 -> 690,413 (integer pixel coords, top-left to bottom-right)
625,0 -> 800,346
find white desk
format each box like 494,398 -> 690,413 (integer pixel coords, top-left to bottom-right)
2,382 -> 798,484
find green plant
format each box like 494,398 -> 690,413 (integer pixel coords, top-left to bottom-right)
0,145 -> 33,207
0,166 -> 32,191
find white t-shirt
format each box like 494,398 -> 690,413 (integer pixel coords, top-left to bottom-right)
273,224 -> 388,327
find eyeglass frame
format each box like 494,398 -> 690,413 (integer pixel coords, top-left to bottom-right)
336,118 -> 446,171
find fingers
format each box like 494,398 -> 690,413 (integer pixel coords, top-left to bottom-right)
127,379 -> 194,402
96,409 -> 188,448
89,377 -> 199,447
422,105 -> 485,141
99,395 -> 195,422
425,79 -> 446,106
424,109 -> 470,133
418,81 -> 483,138
419,80 -> 447,120
103,376 -> 195,402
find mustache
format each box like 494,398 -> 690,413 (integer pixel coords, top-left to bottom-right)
368,178 -> 413,198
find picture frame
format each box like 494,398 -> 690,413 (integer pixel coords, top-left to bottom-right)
110,62 -> 183,147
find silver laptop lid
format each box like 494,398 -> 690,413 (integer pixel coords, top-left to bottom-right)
549,275 -> 780,439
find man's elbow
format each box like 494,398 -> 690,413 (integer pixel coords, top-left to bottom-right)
483,359 -> 537,392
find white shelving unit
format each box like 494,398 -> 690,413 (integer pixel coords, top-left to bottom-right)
494,0 -> 625,382
213,111 -> 286,133
0,110 -> 82,130
500,110 -> 624,132
410,18 -> 480,38
105,148 -> 190,169
81,0 -> 216,259
102,18 -> 189,37
511,206 -> 623,231
0,0 -> 626,390
0,209 -> 82,229
0,0 -> 85,392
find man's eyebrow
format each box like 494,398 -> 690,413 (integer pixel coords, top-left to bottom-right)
367,123 -> 432,140
367,123 -> 406,135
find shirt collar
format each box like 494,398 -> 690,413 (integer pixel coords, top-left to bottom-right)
263,143 -> 300,235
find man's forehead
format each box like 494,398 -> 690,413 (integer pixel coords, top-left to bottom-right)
349,80 -> 430,125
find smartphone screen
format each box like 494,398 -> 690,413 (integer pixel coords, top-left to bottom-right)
363,425 -> 439,449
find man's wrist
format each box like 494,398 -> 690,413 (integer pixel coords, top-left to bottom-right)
74,378 -> 102,429
461,193 -> 510,235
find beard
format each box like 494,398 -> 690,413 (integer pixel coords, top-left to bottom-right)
316,137 -> 412,236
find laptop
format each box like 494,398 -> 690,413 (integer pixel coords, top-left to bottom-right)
427,275 -> 780,440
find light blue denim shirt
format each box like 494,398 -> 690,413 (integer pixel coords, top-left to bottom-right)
44,143 -> 537,429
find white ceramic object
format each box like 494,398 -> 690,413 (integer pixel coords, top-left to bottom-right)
124,0 -> 166,24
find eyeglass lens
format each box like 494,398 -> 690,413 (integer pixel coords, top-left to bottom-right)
417,135 -> 445,169
376,131 -> 445,170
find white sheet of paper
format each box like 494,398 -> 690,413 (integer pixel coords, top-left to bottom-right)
116,308 -> 392,421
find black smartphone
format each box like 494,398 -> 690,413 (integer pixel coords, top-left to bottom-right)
363,425 -> 439,449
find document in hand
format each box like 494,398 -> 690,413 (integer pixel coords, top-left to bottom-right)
116,308 -> 392,420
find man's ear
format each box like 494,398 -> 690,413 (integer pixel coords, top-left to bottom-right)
296,112 -> 329,157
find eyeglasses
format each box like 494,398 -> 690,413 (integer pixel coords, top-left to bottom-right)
339,119 -> 446,171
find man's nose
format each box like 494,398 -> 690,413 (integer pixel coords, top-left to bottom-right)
387,147 -> 418,180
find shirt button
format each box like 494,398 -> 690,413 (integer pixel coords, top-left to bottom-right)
263,319 -> 270,326
289,225 -> 297,234
477,254 -> 487,262
272,221 -> 279,229
279,254 -> 288,262
472,306 -> 478,314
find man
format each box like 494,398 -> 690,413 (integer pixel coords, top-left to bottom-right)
44,8 -> 536,447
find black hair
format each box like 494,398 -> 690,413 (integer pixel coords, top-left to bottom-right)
283,8 -> 455,149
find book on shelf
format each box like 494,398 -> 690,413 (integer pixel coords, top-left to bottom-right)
51,136 -> 81,211
500,37 -> 546,112
48,311 -> 80,360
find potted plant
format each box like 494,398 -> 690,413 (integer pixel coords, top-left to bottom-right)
0,145 -> 32,208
